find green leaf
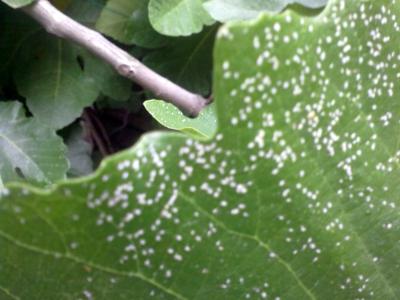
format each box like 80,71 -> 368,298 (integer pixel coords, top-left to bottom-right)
96,0 -> 168,48
0,4 -> 39,80
81,50 -> 131,101
0,101 -> 68,185
203,0 -> 328,21
1,0 -> 400,299
14,33 -> 100,129
0,0 -> 34,8
143,26 -> 217,95
65,0 -> 106,25
148,0 -> 215,36
144,100 -> 217,140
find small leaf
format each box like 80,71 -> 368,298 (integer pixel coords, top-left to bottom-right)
148,0 -> 215,36
203,0 -> 328,21
0,0 -> 34,8
0,101 -> 68,185
144,99 -> 217,140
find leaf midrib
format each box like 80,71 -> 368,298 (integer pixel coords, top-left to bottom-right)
0,285 -> 20,300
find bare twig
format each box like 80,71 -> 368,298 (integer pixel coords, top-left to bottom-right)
82,108 -> 111,157
87,107 -> 114,153
21,0 -> 209,117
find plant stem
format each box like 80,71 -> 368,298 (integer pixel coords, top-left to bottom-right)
87,107 -> 115,154
21,0 -> 209,117
82,108 -> 109,157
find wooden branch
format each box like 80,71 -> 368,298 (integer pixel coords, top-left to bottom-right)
21,0 -> 209,117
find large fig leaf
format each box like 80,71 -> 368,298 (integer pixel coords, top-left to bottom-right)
204,0 -> 328,22
148,0 -> 215,36
1,1 -> 400,299
0,0 -> 34,8
0,102 -> 68,185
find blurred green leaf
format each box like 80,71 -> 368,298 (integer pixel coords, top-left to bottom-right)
81,50 -> 131,101
0,4 -> 39,80
96,0 -> 168,48
65,0 -> 106,25
14,33 -> 99,129
148,0 -> 215,36
143,26 -> 217,95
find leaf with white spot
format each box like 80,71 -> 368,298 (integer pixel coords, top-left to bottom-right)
1,1 -> 400,299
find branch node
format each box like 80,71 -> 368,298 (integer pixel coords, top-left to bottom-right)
118,64 -> 136,77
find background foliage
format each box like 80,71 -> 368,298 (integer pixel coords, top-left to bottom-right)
0,0 -> 328,185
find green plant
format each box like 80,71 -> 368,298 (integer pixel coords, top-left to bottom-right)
1,0 -> 399,299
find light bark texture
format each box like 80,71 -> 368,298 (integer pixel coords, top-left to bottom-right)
21,0 -> 209,117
